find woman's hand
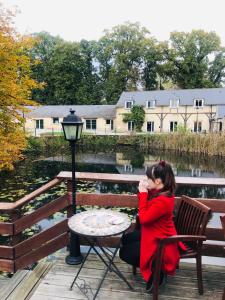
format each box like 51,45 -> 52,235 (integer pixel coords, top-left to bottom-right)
138,179 -> 149,193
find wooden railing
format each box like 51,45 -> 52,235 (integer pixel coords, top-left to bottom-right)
0,172 -> 224,273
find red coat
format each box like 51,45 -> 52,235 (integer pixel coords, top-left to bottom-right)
138,191 -> 185,282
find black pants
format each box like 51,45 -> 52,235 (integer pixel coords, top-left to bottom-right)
119,230 -> 141,267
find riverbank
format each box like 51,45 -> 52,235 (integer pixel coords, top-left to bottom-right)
26,133 -> 225,157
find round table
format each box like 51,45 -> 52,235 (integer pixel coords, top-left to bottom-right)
68,209 -> 133,299
68,208 -> 131,237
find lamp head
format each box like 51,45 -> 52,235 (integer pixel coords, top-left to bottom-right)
61,109 -> 83,141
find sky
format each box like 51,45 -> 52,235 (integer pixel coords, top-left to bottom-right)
2,0 -> 225,45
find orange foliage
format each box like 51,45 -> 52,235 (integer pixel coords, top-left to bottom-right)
0,3 -> 40,170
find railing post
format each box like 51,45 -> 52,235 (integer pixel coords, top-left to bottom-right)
9,209 -> 22,246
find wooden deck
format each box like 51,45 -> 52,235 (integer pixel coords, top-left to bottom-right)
1,251 -> 224,300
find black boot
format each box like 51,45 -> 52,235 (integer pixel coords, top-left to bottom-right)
159,271 -> 167,287
146,274 -> 154,293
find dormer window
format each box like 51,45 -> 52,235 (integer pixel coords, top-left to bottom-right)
146,100 -> 156,109
170,99 -> 179,108
194,99 -> 204,108
125,101 -> 133,109
52,117 -> 59,124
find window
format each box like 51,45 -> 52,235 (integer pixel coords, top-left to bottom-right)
194,99 -> 204,108
146,100 -> 156,109
170,121 -> 177,132
145,165 -> 152,172
170,99 -> 179,108
86,119 -> 96,130
53,117 -> 59,124
147,121 -> 154,132
194,121 -> 202,132
128,121 -> 134,131
191,168 -> 202,177
172,167 -> 178,176
124,164 -> 133,172
106,119 -> 114,130
125,101 -> 133,109
36,119 -> 44,129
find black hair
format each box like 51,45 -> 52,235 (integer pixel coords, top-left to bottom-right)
146,160 -> 176,195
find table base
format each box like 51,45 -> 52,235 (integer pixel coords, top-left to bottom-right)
70,236 -> 133,299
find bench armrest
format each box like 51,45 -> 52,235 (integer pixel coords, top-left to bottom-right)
158,235 -> 207,245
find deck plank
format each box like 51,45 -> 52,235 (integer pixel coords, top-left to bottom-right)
5,262 -> 52,300
27,253 -> 224,300
49,258 -> 225,283
0,270 -> 29,300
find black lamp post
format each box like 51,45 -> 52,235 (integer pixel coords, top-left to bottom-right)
61,109 -> 83,265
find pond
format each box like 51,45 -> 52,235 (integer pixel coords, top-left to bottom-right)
0,147 -> 225,203
0,147 -> 224,269
0,147 -> 225,234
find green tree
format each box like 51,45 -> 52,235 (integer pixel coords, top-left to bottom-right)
29,32 -> 63,103
96,22 -> 151,103
29,27 -> 225,105
75,39 -> 102,104
123,105 -> 145,132
47,41 -> 85,104
141,39 -> 166,90
165,30 -> 224,88
208,47 -> 225,86
30,35 -> 102,104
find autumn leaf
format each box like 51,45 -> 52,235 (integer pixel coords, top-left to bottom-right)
0,3 -> 41,170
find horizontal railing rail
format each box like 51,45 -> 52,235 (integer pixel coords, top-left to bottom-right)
0,177 -> 63,212
0,177 -> 69,272
0,172 -> 224,273
58,171 -> 225,186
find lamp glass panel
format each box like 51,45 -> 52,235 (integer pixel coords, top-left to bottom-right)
76,124 -> 83,140
63,125 -> 78,141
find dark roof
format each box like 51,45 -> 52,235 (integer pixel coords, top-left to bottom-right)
116,88 -> 225,107
24,105 -> 116,119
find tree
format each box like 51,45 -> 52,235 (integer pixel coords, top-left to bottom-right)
95,22 -> 151,103
0,4 -> 39,170
44,40 -> 102,105
165,30 -> 225,88
29,32 -> 63,103
30,36 -> 102,105
141,39 -> 166,90
46,41 -> 84,104
28,26 -> 225,106
123,105 -> 145,132
75,39 -> 102,104
208,47 -> 225,86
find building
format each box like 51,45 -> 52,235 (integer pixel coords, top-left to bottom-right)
24,105 -> 116,136
116,88 -> 225,133
24,87 -> 225,136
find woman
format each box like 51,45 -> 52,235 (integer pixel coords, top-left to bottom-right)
119,160 -> 185,292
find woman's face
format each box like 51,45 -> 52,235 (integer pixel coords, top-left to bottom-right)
146,177 -> 157,190
147,176 -> 163,190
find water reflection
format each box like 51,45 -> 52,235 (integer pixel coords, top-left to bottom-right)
0,148 -> 224,248
114,149 -> 224,178
0,148 -> 225,203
